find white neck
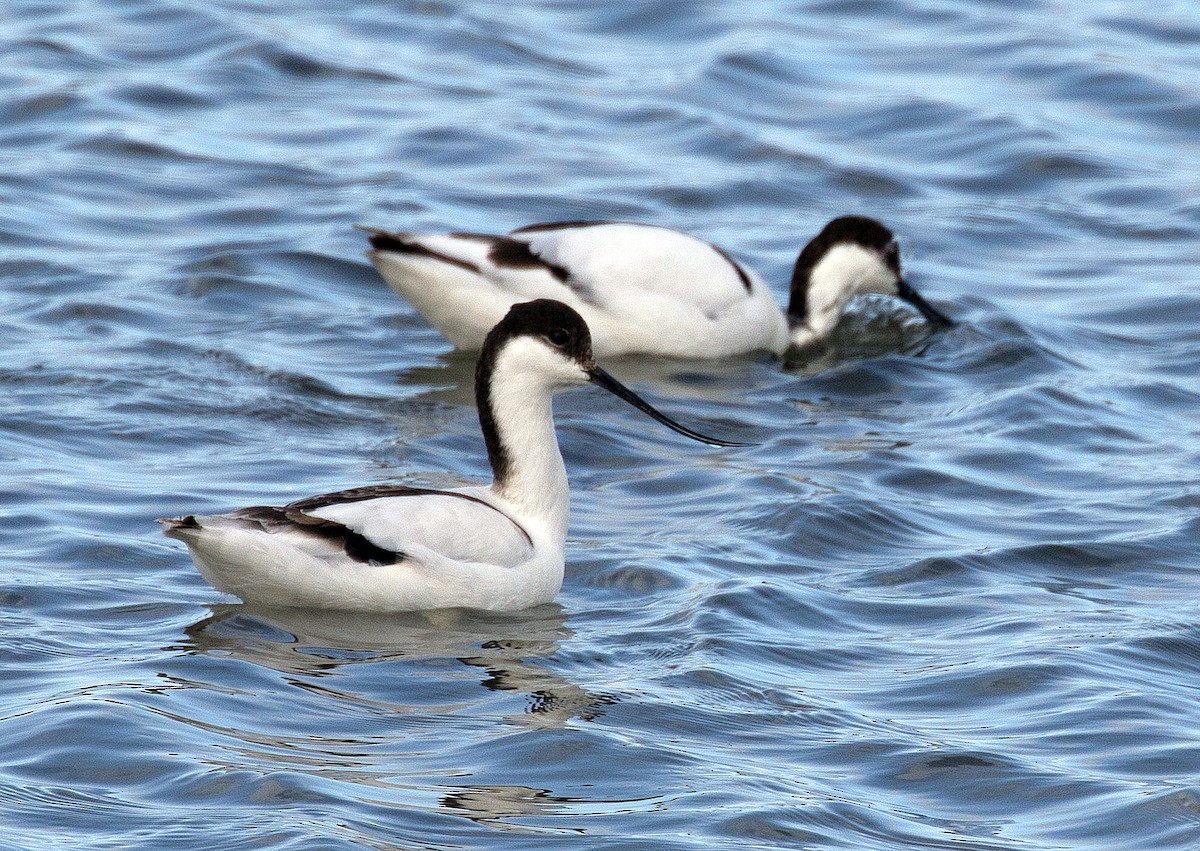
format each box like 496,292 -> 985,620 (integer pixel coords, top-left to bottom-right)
789,244 -> 895,348
482,340 -> 573,541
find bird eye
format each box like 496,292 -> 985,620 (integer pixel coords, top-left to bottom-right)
547,328 -> 570,347
883,242 -> 900,270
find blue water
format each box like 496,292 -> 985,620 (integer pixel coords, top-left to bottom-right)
3,1 -> 1200,848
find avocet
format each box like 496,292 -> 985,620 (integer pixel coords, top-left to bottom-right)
161,299 -> 746,611
360,215 -> 952,359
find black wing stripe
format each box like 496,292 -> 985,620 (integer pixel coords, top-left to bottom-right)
486,237 -> 571,283
367,232 -> 482,275
708,242 -> 753,293
230,505 -> 402,566
510,220 -> 618,234
287,485 -> 534,547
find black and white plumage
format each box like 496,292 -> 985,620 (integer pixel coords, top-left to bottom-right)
359,215 -> 953,359
160,299 -> 745,612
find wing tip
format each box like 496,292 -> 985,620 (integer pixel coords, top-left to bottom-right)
158,515 -> 200,539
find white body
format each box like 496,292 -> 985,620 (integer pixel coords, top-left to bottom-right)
367,223 -> 791,358
170,486 -> 562,611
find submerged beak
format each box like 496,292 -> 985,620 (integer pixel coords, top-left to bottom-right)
897,279 -> 954,327
588,367 -> 753,447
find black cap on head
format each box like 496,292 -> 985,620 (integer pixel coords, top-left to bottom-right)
813,215 -> 895,249
481,298 -> 593,366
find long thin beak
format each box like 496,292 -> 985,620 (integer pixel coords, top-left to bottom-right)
588,367 -> 753,447
897,279 -> 954,327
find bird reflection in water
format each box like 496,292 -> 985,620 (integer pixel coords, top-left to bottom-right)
181,603 -> 615,728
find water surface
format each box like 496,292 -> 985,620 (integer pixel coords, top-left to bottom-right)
3,1 -> 1200,848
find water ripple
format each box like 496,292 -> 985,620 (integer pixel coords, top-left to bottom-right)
4,0 -> 1200,848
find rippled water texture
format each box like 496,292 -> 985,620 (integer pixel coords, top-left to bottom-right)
4,1 -> 1200,848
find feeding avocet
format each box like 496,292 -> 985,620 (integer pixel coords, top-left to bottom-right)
160,299 -> 746,612
360,215 -> 952,359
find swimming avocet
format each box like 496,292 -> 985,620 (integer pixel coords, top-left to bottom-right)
160,299 -> 745,612
359,215 -> 952,359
